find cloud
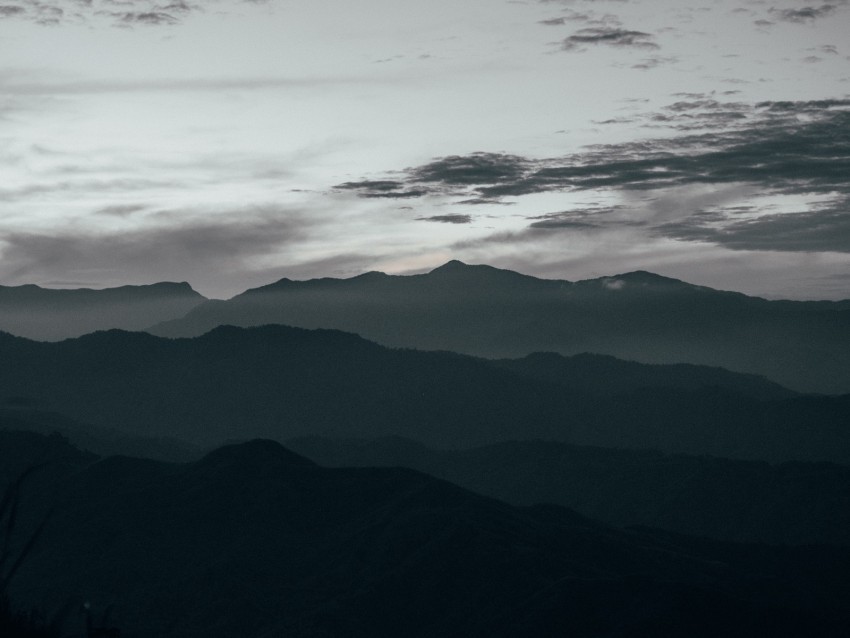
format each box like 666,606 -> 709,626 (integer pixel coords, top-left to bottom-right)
2,0 -> 269,28
538,9 -> 598,25
95,204 -> 148,217
631,56 -> 676,70
526,206 -> 632,230
334,153 -> 532,199
0,75 -> 369,96
811,44 -> 839,55
0,177 -> 183,202
113,11 -> 179,26
337,102 -> 850,204
0,5 -> 25,17
529,218 -> 600,229
334,180 -> 429,199
773,5 -> 838,22
0,206 -> 314,293
561,27 -> 658,51
415,214 -> 473,224
456,198 -> 515,206
658,200 -> 850,253
409,152 -> 532,185
340,100 -> 850,255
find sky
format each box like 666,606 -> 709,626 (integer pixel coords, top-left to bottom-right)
1,0 -> 849,299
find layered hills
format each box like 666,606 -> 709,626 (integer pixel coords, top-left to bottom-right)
5,432 -> 849,638
289,436 -> 850,547
148,261 -> 850,394
1,325 -> 848,462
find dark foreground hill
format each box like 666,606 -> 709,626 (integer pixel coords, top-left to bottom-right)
0,281 -> 205,341
289,436 -> 850,547
5,433 -> 850,638
1,325 -> 849,462
149,261 -> 850,394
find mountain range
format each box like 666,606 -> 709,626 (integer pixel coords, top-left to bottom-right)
3,261 -> 850,636
0,281 -> 205,341
4,262 -> 847,394
148,261 -> 850,394
5,431 -> 850,638
2,324 -> 849,462
288,436 -> 850,547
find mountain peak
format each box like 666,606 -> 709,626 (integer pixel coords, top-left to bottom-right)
585,271 -> 692,290
198,439 -> 317,470
615,271 -> 684,284
427,260 -> 540,283
429,259 -> 470,273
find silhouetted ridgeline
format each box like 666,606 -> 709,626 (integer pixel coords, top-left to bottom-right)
0,406 -> 202,463
1,325 -> 849,462
148,261 -> 850,394
288,436 -> 850,546
0,281 -> 205,341
4,432 -> 850,638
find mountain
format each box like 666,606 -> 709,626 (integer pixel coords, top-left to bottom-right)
6,434 -> 850,637
493,351 -> 795,401
0,282 -> 206,341
288,436 -> 850,547
1,325 -> 849,462
147,261 -> 850,394
1,405 -> 202,463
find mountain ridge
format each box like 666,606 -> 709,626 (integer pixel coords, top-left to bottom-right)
0,279 -> 206,341
6,431 -> 850,638
147,261 -> 850,394
2,323 -> 849,463
287,435 -> 850,546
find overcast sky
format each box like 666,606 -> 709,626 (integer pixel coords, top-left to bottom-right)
2,0 -> 849,299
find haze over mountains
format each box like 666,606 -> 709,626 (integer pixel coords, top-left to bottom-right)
4,261 -> 848,394
3,261 -> 850,636
0,281 -> 205,341
149,261 -> 850,395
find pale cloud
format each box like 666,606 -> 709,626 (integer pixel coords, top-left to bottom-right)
0,0 -> 272,27
0,205 -> 316,296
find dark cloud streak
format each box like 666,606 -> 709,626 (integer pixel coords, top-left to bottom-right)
561,27 -> 658,51
339,101 -> 850,254
415,214 -> 473,224
773,5 -> 838,23
659,202 -> 850,254
2,0 -> 270,27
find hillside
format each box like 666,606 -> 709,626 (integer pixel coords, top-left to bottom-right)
1,325 -> 848,462
289,436 -> 850,546
4,434 -> 848,638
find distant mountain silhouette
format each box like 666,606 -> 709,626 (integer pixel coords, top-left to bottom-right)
494,351 -> 795,401
148,261 -> 850,394
7,433 -> 850,637
2,325 -> 849,462
289,436 -> 850,546
0,282 -> 205,341
1,406 -> 202,463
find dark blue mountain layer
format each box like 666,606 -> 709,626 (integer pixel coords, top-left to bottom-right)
288,435 -> 850,546
1,324 -> 848,462
4,433 -> 849,638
